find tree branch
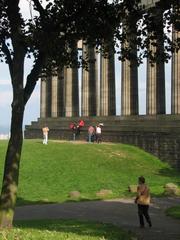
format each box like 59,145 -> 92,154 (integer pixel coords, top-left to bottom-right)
0,38 -> 13,77
32,0 -> 46,19
6,0 -> 26,53
23,52 -> 46,105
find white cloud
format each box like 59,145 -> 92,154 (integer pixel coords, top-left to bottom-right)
19,0 -> 47,20
0,91 -> 12,106
19,0 -> 33,19
0,79 -> 11,86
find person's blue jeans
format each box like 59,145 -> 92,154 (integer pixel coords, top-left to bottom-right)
88,133 -> 92,142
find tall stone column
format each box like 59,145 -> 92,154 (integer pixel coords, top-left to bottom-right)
64,66 -> 79,117
51,69 -> 58,117
46,75 -> 52,117
72,67 -> 79,116
40,74 -> 47,118
57,68 -> 65,117
100,47 -> 116,116
146,46 -> 165,115
95,51 -> 100,116
81,43 -> 97,116
171,29 -> 180,114
146,44 -> 157,115
121,19 -> 138,116
146,12 -> 165,115
121,51 -> 138,116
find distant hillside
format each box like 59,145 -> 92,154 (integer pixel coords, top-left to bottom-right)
0,125 -> 10,134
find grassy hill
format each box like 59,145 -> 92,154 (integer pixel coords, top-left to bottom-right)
0,140 -> 179,205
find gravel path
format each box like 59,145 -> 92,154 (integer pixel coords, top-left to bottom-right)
14,197 -> 180,240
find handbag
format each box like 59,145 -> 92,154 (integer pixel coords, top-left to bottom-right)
134,197 -> 139,204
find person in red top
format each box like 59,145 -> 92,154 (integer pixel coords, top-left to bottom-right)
78,119 -> 85,127
76,119 -> 85,136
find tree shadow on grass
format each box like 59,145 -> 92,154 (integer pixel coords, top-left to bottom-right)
16,197 -> 57,206
13,219 -> 132,240
157,167 -> 180,182
14,199 -> 180,239
16,197 -> 108,206
66,197 -> 102,203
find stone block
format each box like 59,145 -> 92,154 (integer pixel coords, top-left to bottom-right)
128,185 -> 137,193
68,191 -> 81,198
164,183 -> 180,196
96,189 -> 113,198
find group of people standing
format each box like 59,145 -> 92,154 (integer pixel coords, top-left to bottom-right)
69,120 -> 103,143
87,124 -> 103,143
42,119 -> 103,144
69,119 -> 85,141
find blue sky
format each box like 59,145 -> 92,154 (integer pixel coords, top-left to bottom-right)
0,60 -> 40,133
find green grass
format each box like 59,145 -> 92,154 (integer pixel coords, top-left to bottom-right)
0,140 -> 180,205
166,206 -> 180,220
0,219 -> 133,240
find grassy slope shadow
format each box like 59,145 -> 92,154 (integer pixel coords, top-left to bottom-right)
12,219 -> 133,240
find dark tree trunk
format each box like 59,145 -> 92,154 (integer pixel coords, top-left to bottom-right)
0,50 -> 44,228
0,103 -> 24,227
0,23 -> 26,225
0,81 -> 25,227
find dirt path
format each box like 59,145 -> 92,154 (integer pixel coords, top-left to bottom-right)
14,197 -> 180,240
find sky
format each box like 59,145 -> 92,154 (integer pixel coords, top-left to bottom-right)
0,0 -> 40,134
0,60 -> 40,133
0,0 -> 172,134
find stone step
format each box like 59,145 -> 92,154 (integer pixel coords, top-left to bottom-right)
25,116 -> 180,132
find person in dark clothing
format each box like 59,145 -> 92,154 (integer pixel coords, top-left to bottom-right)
135,176 -> 152,228
69,122 -> 77,140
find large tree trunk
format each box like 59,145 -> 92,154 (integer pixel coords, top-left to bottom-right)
0,0 -> 45,229
0,16 -> 26,225
0,101 -> 24,227
0,52 -> 44,229
0,58 -> 43,227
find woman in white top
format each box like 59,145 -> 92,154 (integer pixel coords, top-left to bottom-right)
96,125 -> 102,143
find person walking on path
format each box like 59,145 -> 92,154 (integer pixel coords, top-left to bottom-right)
135,176 -> 152,228
42,126 -> 49,144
